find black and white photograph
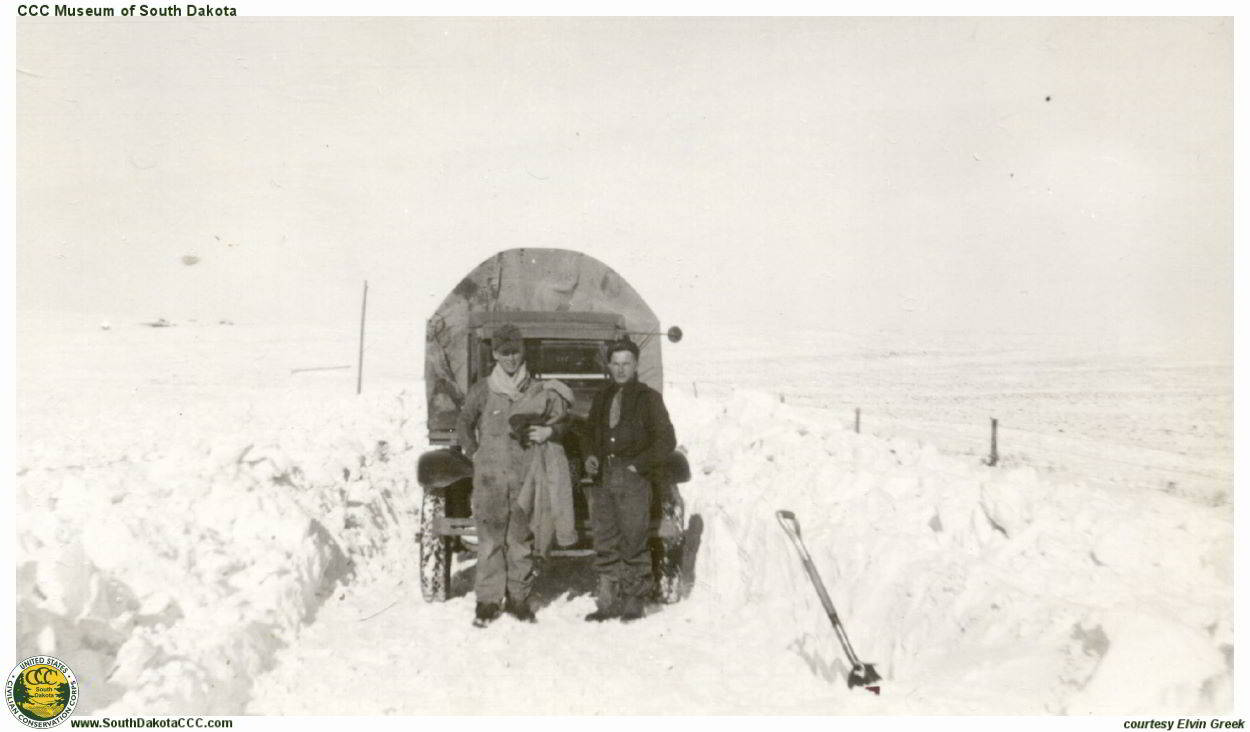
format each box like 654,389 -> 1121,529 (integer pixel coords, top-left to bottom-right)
12,9 -> 1237,721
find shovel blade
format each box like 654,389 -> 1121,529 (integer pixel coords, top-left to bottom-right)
848,663 -> 883,694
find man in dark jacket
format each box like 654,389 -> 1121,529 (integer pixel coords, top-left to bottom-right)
582,337 -> 676,622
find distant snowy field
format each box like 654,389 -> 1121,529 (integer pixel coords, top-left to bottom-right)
16,312 -> 1232,715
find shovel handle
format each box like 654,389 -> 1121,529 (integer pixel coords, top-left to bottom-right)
776,510 -> 834,611
775,509 -> 864,668
775,510 -> 811,562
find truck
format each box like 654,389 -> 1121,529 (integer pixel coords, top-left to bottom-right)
416,248 -> 691,604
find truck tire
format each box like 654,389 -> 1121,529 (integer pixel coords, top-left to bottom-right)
653,486 -> 686,604
419,489 -> 452,602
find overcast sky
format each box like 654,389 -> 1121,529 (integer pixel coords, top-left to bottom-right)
16,17 -> 1231,356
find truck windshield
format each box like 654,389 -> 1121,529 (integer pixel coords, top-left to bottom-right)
524,340 -> 607,380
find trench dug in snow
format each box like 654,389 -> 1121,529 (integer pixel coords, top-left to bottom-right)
18,378 -> 1232,715
17,384 -> 424,715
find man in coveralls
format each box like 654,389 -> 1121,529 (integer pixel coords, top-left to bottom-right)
583,337 -> 676,622
456,324 -> 561,627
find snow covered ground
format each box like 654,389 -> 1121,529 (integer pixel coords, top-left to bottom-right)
15,313 -> 1232,715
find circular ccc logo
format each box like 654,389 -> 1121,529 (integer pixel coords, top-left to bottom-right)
6,656 -> 79,728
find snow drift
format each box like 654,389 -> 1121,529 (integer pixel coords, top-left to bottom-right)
16,317 -> 1232,715
670,389 -> 1231,714
17,386 -> 423,714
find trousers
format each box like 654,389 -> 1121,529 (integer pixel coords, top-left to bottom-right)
471,439 -> 534,605
590,461 -> 653,600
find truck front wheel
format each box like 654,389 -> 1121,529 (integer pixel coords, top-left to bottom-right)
419,489 -> 453,602
652,485 -> 686,604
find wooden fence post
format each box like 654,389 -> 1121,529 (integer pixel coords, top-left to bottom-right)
855,407 -> 861,434
987,417 -> 999,466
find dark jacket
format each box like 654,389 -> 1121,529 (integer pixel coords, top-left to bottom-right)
585,379 -> 676,478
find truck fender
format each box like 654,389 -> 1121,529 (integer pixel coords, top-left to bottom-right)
418,448 -> 473,491
665,450 -> 691,484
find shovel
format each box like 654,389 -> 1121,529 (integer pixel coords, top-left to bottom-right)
776,509 -> 882,694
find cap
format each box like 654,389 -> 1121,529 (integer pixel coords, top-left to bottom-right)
493,324 -> 523,354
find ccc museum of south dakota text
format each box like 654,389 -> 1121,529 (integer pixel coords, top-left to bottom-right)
17,4 -> 237,16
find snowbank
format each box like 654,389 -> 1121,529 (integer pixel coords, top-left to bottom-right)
17,317 -> 1231,715
670,389 -> 1232,714
17,317 -> 427,713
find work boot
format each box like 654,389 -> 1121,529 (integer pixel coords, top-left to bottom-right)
595,575 -> 618,606
584,575 -> 620,622
619,595 -> 645,623
472,601 -> 501,628
584,598 -> 622,622
504,595 -> 537,623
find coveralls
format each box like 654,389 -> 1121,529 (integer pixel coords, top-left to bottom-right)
457,378 -> 560,605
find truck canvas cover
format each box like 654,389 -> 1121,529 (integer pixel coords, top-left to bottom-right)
425,248 -> 663,436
